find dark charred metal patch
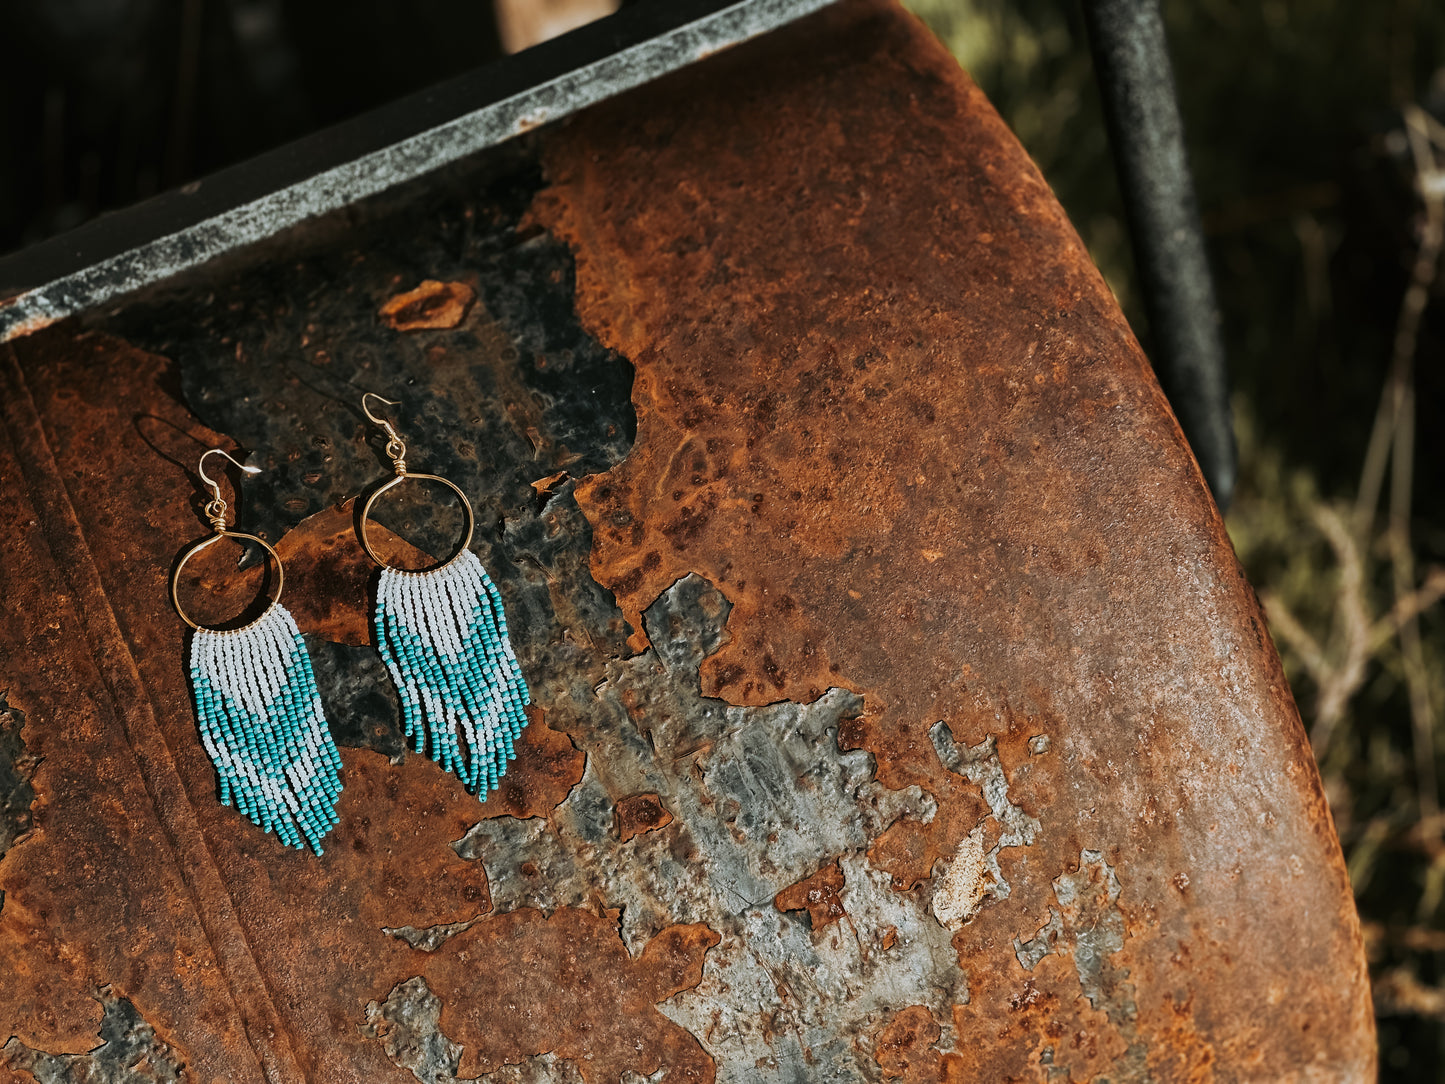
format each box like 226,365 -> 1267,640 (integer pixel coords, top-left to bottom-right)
1,985 -> 188,1083
106,148 -> 634,553
0,693 -> 37,865
306,638 -> 407,759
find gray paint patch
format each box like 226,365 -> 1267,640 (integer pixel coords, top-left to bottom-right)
1015,850 -> 1146,1080
362,977 -> 586,1084
928,721 -> 1042,903
1,985 -> 187,1083
454,575 -> 964,1082
1053,850 -> 1135,1026
383,917 -> 486,953
1013,907 -> 1063,971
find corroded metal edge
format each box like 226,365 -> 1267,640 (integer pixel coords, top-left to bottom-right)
0,0 -> 836,345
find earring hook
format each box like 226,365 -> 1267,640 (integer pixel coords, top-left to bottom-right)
197,448 -> 260,531
362,392 -> 407,475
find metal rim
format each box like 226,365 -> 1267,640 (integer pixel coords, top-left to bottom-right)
358,472 -> 475,573
171,530 -> 285,631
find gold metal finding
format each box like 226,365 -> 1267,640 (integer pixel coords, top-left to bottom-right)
171,449 -> 283,631
362,392 -> 408,475
197,448 -> 259,532
357,394 -> 475,572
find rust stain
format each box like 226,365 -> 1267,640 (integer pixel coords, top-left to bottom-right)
474,706 -> 585,821
530,0 -> 1374,1074
871,1006 -> 965,1083
774,860 -> 847,931
530,469 -> 571,499
408,910 -> 719,1082
615,791 -> 673,842
379,279 -> 475,331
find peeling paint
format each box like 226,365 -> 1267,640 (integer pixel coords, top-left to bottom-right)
383,917 -> 486,953
1013,908 -> 1063,971
1012,851 -> 1147,1079
930,830 -> 989,930
926,721 -> 1041,907
1,986 -> 188,1083
1054,851 -> 1135,1028
929,723 -> 1040,852
455,575 -> 962,1081
362,976 -> 464,1084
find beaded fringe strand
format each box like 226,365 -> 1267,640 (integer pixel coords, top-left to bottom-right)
374,549 -> 529,793
189,604 -> 343,853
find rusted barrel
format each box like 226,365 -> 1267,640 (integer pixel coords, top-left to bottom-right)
0,1 -> 1372,1081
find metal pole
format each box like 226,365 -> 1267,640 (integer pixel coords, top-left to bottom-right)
1082,0 -> 1236,508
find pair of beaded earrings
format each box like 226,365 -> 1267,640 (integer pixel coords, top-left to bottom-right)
170,394 -> 529,854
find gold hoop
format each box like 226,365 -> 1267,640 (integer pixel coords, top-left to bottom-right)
358,472 -> 475,573
171,530 -> 285,631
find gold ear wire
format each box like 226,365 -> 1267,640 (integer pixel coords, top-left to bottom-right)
172,449 -> 279,630
361,392 -> 407,474
197,448 -> 260,532
357,393 -> 473,571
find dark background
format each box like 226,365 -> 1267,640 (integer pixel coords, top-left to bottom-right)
0,0 -> 503,255
3,0 -> 1444,1075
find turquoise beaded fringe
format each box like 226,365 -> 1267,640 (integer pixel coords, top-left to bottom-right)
374,548 -> 529,794
188,604 -> 343,854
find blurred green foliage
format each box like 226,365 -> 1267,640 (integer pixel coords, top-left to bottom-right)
905,0 -> 1445,1074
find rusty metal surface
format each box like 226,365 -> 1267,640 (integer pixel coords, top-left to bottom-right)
0,1 -> 1371,1081
533,0 -> 1374,1076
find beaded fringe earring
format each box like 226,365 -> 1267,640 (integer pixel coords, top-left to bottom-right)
171,449 -> 343,853
358,394 -> 530,794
